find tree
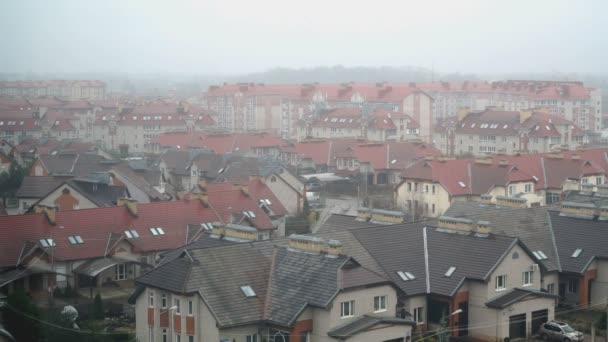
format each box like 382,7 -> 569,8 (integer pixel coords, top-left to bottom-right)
0,162 -> 25,206
2,290 -> 41,342
92,293 -> 104,319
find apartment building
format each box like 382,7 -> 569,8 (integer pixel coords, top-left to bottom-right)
0,80 -> 106,100
433,109 -> 585,157
396,149 -> 608,218
205,82 -> 434,142
418,80 -> 602,131
446,200 -> 608,309
132,234 -> 416,342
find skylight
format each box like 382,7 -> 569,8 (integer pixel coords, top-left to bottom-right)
458,181 -> 466,188
39,238 -> 55,247
260,199 -> 272,205
243,211 -> 256,218
201,223 -> 214,231
68,235 -> 84,245
445,266 -> 456,277
240,285 -> 256,297
124,229 -> 139,238
397,271 -> 415,281
537,251 -> 548,260
390,159 -> 397,164
571,248 -> 583,258
150,227 -> 165,236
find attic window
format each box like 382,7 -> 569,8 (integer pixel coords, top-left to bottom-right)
260,199 -> 272,205
240,286 -> 256,297
458,181 -> 466,188
39,238 -> 55,247
68,235 -> 84,244
532,251 -> 548,260
397,271 -> 415,281
125,230 -> 139,238
445,266 -> 456,277
201,223 -> 214,231
243,211 -> 256,218
390,159 -> 397,164
503,124 -> 508,129
532,176 -> 539,182
150,227 -> 165,236
571,248 -> 583,258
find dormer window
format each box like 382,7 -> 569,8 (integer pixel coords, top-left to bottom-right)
124,230 -> 139,238
150,227 -> 165,236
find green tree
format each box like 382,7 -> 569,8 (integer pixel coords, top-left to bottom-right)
92,293 -> 104,319
2,290 -> 41,342
0,162 -> 25,206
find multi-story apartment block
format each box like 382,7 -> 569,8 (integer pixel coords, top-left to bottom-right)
418,80 -> 602,132
205,83 -> 434,142
395,149 -> 608,218
434,109 -> 586,157
0,80 -> 106,100
132,234 -> 416,342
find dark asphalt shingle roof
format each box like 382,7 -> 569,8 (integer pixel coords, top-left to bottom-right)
39,153 -> 112,176
327,315 -> 415,338
444,201 -> 560,271
485,288 -> 558,309
16,176 -> 68,198
548,210 -> 608,274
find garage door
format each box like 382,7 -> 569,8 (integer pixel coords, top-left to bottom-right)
532,309 -> 549,334
509,313 -> 527,339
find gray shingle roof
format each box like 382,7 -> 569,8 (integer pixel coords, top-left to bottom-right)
353,223 -> 519,297
40,153 -> 112,176
444,201 -> 560,271
548,210 -> 608,274
16,176 -> 67,198
327,314 -> 415,338
485,288 -> 558,309
317,214 -> 383,234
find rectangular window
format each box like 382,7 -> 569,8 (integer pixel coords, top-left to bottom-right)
174,298 -> 181,314
188,300 -> 193,316
373,295 -> 387,312
568,279 -> 578,293
149,327 -> 154,342
175,334 -> 181,342
425,185 -> 429,193
432,185 -> 435,194
188,336 -> 194,342
597,177 -> 602,185
148,291 -> 154,307
547,283 -> 555,294
161,293 -> 167,308
432,204 -> 435,214
524,184 -> 532,193
246,335 -> 258,342
340,300 -> 354,318
508,185 -> 515,196
414,307 -> 424,323
495,275 -> 507,291
115,264 -> 127,280
582,178 -> 589,184
522,271 -> 533,286
162,329 -> 167,342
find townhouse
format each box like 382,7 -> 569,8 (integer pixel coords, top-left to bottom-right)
131,234 -> 416,342
418,80 -> 602,131
445,199 -> 608,309
396,149 -> 608,218
433,108 -> 585,157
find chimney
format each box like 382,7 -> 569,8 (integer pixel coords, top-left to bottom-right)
118,197 -> 138,217
559,202 -> 596,219
326,239 -> 343,256
212,223 -> 258,241
34,205 -> 57,225
190,192 -> 209,207
495,196 -> 527,208
288,234 -> 326,254
519,110 -> 532,124
498,159 -> 509,166
370,208 -> 406,224
356,207 -> 372,221
475,157 -> 493,165
437,216 -> 474,233
479,194 -> 492,204
547,152 -> 564,159
198,179 -> 208,192
475,220 -> 491,235
598,206 -> 608,221
571,154 -> 580,160
596,184 -> 608,197
235,183 -> 250,197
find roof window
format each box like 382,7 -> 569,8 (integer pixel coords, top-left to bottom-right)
397,271 -> 415,281
445,266 -> 456,277
150,227 -> 165,236
68,235 -> 84,244
571,248 -> 583,258
124,229 -> 139,238
201,223 -> 214,231
39,238 -> 55,247
243,211 -> 256,218
240,285 -> 256,297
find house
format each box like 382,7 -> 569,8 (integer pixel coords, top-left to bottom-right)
396,150 -> 608,218
28,151 -> 115,177
130,234 -> 416,342
318,213 -> 558,341
445,199 -> 608,309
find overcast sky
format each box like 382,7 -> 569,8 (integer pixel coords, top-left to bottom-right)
0,0 -> 606,75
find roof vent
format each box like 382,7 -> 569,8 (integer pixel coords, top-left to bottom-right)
559,201 -> 596,219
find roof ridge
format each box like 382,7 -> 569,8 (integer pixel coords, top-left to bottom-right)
546,211 -> 562,272
262,246 -> 279,321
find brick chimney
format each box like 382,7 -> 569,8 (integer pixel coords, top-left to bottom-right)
495,196 -> 527,208
479,194 -> 492,204
437,216 -> 474,233
596,184 -> 608,197
519,110 -> 532,124
356,207 -> 371,221
212,223 -> 258,241
370,209 -> 406,224
599,206 -> 608,221
118,198 -> 138,217
288,234 -> 326,253
326,239 -> 344,256
559,202 -> 596,219
475,220 -> 491,234
34,205 -> 57,225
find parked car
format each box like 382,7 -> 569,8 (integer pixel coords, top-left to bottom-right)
539,321 -> 584,342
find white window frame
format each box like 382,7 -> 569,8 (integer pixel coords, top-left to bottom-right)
161,293 -> 167,309
568,279 -> 578,293
373,295 -> 387,312
547,283 -> 555,294
162,328 -> 167,342
115,263 -> 127,281
246,335 -> 258,342
188,300 -> 193,316
495,275 -> 507,291
340,300 -> 354,318
148,291 -> 154,307
414,307 -> 424,323
174,298 -> 181,315
522,271 -> 533,286
524,184 -> 532,193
